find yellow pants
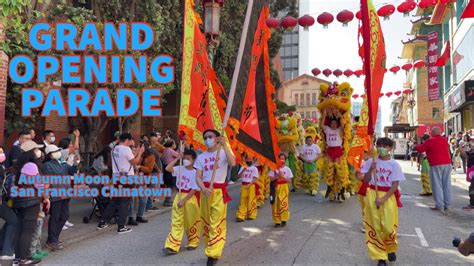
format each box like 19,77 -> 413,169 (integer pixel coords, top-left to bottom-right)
302,171 -> 319,193
263,167 -> 270,199
201,189 -> 227,259
256,176 -> 265,207
164,192 -> 201,252
236,183 -> 257,220
420,173 -> 432,194
272,183 -> 290,224
363,188 -> 398,261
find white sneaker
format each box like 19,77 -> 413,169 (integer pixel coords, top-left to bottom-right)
65,221 -> 74,227
62,225 -> 69,231
228,181 -> 234,185
0,254 -> 15,260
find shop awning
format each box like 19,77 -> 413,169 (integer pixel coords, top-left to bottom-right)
461,0 -> 474,19
435,41 -> 450,66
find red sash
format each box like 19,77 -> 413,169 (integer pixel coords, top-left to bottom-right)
242,182 -> 260,196
358,182 -> 403,208
179,189 -> 200,206
203,182 -> 231,203
276,179 -> 287,186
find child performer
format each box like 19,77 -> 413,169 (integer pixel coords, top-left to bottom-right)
356,152 -> 369,233
300,136 -> 321,196
163,149 -> 201,255
360,138 -> 405,266
419,134 -> 432,196
269,153 -> 294,227
236,157 -> 259,222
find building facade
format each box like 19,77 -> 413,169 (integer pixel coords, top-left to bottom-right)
352,102 -> 383,137
277,74 -> 329,120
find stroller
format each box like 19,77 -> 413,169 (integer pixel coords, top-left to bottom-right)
82,187 -> 117,224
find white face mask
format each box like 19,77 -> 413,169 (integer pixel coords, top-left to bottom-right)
0,153 -> 5,163
205,138 -> 215,148
50,136 -> 56,143
183,159 -> 192,167
51,151 -> 61,160
35,150 -> 42,159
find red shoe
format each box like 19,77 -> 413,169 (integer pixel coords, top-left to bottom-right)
462,205 -> 474,211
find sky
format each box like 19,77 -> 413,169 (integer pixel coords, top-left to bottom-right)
299,0 -> 413,130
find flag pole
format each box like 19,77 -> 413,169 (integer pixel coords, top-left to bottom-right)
209,0 -> 254,191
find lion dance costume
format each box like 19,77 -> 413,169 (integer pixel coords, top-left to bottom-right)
317,82 -> 353,200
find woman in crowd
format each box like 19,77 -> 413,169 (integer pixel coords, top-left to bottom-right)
0,146 -> 18,261
92,146 -> 112,176
460,134 -> 472,174
162,140 -> 179,207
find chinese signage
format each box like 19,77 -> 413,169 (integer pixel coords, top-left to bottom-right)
427,31 -> 440,101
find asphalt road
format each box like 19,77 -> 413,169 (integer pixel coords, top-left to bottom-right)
22,161 -> 474,265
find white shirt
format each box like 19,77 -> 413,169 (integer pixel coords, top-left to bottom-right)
238,166 -> 259,183
361,158 -> 405,187
172,166 -> 199,191
111,144 -> 135,175
324,126 -> 342,147
194,149 -> 229,184
301,144 -> 321,162
269,166 -> 294,179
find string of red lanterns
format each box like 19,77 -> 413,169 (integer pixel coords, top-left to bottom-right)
351,88 -> 415,99
266,0 -> 433,30
311,61 -> 426,78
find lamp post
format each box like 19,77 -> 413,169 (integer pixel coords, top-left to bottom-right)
203,0 -> 224,66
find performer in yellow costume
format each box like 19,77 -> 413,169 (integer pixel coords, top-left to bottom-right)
317,82 -> 353,201
236,158 -> 259,221
195,130 -> 236,265
255,163 -> 269,207
419,134 -> 432,196
269,153 -> 294,227
276,113 -> 300,191
359,138 -> 405,266
163,149 -> 201,254
299,135 -> 322,196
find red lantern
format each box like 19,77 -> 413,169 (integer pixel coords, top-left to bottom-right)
394,90 -> 402,96
378,4 -> 396,20
402,63 -> 413,71
343,69 -> 353,77
281,16 -> 298,30
379,93 -> 385,98
312,68 -> 321,76
385,92 -> 393,97
333,69 -> 343,77
403,89 -> 412,94
322,68 -> 332,77
361,94 -> 366,98
418,0 -> 437,9
354,69 -> 364,77
337,10 -> 354,27
397,1 -> 417,17
414,60 -> 426,68
356,10 -> 362,20
389,65 -> 401,74
298,15 -> 315,31
352,94 -> 359,99
265,18 -> 279,29
317,12 -> 334,28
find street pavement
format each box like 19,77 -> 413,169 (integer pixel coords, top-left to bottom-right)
3,160 -> 474,265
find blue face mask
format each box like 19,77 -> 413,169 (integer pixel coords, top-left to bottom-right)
377,147 -> 390,157
205,138 -> 215,148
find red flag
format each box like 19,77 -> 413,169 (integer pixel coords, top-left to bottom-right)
461,0 -> 474,18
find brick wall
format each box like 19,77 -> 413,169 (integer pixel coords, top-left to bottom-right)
0,23 -> 7,144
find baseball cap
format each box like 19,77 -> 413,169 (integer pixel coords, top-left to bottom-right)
21,141 -> 44,152
21,162 -> 39,176
45,144 -> 61,155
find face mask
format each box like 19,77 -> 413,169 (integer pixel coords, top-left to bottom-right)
183,159 -> 192,167
377,148 -> 390,157
35,150 -> 42,159
205,138 -> 215,148
0,153 -> 5,163
280,159 -> 286,165
50,137 -> 56,143
51,151 -> 61,160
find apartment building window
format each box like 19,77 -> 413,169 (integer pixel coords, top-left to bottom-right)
312,111 -> 317,118
312,93 -> 317,105
300,93 -> 305,106
295,94 -> 299,106
433,107 -> 440,119
301,112 -> 305,119
306,93 -> 310,106
306,111 -> 310,118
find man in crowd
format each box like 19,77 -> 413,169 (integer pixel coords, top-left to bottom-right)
194,129 -> 236,265
417,127 -> 452,212
42,130 -> 56,148
109,131 -> 121,149
97,133 -> 144,234
7,129 -> 32,167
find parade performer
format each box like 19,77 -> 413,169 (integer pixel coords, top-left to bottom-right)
359,138 -> 405,266
163,149 -> 201,254
236,158 -> 259,222
195,129 -> 236,265
419,134 -> 432,196
299,135 -> 321,196
317,82 -> 353,201
255,162 -> 268,207
269,153 -> 294,227
295,112 -> 306,149
276,113 -> 300,191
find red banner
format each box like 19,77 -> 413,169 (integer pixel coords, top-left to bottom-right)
427,31 -> 440,101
